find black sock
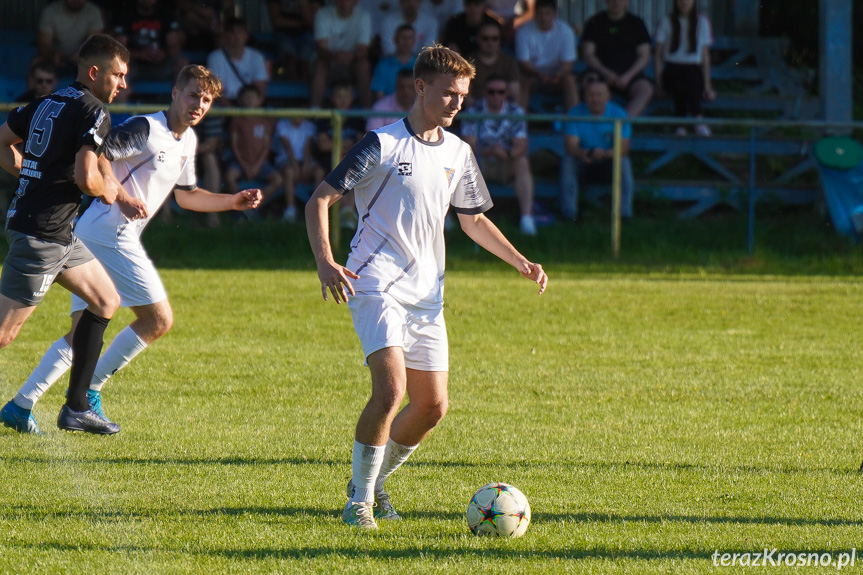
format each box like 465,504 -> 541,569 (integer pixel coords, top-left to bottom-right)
66,309 -> 110,412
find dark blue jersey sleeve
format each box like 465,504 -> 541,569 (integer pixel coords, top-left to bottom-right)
324,131 -> 381,194
5,104 -> 30,141
103,116 -> 150,161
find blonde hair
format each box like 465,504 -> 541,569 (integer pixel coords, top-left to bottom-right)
175,65 -> 223,99
413,44 -> 475,83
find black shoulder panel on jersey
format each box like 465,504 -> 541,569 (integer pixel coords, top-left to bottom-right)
324,131 -> 381,194
104,116 -> 150,161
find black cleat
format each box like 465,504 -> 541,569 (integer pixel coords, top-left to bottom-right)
57,405 -> 120,435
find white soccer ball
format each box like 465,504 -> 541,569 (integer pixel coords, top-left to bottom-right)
466,482 -> 531,537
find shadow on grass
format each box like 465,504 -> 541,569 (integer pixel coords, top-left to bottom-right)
10,540 -> 860,564
4,453 -> 861,477
5,503 -> 863,529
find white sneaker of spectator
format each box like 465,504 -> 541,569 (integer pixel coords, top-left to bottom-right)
695,123 -> 712,137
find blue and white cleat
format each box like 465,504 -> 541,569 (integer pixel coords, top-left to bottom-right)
86,389 -> 113,423
1,400 -> 42,434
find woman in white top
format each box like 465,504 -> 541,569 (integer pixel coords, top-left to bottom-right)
654,0 -> 716,136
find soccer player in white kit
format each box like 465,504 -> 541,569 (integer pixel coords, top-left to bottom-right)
306,45 -> 548,528
1,65 -> 263,433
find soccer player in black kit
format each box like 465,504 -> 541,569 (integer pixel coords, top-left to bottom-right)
0,34 -> 129,435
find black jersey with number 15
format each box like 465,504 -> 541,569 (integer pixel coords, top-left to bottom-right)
5,82 -> 111,245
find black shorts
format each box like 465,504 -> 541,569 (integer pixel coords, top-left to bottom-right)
0,230 -> 94,306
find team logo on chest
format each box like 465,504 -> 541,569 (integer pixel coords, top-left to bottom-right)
444,167 -> 455,186
398,162 -> 412,176
156,151 -> 166,163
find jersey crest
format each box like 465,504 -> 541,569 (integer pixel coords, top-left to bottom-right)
444,167 -> 455,187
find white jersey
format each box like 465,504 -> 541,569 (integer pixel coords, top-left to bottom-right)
76,112 -> 198,247
325,119 -> 492,308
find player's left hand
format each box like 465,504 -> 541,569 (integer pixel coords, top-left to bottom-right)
235,189 -> 263,210
519,262 -> 548,295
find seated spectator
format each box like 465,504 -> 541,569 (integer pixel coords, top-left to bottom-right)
580,0 -> 653,118
461,75 -> 537,236
207,17 -> 270,103
224,85 -> 283,213
311,82 -> 366,227
441,0 -> 501,57
427,0 -> 462,32
469,20 -> 519,104
560,75 -> 634,221
267,0 -> 317,79
311,0 -> 372,108
371,24 -> 416,100
274,116 -> 318,222
177,0 -> 224,53
379,0 -> 437,57
37,0 -> 105,75
16,61 -> 58,103
654,0 -> 716,136
113,0 -> 189,83
193,109 -> 226,227
485,0 -> 533,43
515,0 -> 577,110
367,68 -> 415,131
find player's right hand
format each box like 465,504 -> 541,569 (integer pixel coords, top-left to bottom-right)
317,260 -> 360,304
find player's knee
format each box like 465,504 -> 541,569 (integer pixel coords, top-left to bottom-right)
371,386 -> 405,414
0,330 -> 18,349
419,398 -> 448,428
91,290 -> 120,318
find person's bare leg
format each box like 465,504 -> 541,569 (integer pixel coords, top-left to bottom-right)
626,78 -> 654,118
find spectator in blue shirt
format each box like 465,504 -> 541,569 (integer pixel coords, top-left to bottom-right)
560,75 -> 634,220
371,24 -> 417,100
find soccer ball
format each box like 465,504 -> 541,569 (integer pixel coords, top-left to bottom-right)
466,482 -> 531,537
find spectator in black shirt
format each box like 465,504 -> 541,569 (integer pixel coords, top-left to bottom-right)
0,35 -> 129,435
113,0 -> 189,82
15,61 -> 59,104
580,0 -> 653,117
442,0 -> 501,57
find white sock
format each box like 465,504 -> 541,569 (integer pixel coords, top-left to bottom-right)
89,326 -> 148,392
351,440 -> 386,504
375,439 -> 417,494
14,337 -> 73,410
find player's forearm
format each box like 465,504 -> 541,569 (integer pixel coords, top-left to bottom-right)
174,187 -> 234,212
459,213 -> 529,270
305,190 -> 338,266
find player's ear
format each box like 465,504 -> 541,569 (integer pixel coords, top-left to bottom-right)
415,78 -> 424,96
87,65 -> 100,83
171,85 -> 178,102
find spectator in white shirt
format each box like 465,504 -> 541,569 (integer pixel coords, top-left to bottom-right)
379,0 -> 438,56
206,17 -> 270,103
311,0 -> 373,107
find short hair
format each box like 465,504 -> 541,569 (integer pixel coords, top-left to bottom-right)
484,74 -> 507,86
224,17 -> 248,33
237,83 -> 261,101
395,68 -> 415,82
478,20 -> 503,34
176,65 -> 223,98
29,60 -> 56,78
395,24 -> 415,36
464,0 -> 485,6
535,0 -> 557,11
413,44 -> 475,83
78,34 -> 130,69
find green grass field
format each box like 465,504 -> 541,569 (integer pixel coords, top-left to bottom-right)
2,216 -> 863,573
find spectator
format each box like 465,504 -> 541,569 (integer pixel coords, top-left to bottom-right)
267,0 -> 317,79
560,75 -> 634,221
367,68 -> 415,131
15,61 -> 58,103
379,0 -> 438,57
311,82 -> 365,228
311,0 -> 372,108
654,0 -> 716,136
194,111 -> 227,227
485,0 -> 533,42
207,17 -> 270,103
427,0 -> 462,31
224,85 -> 283,213
469,20 -> 519,104
580,0 -> 653,118
177,0 -> 224,52
441,0 -> 500,57
371,25 -> 416,100
37,0 -> 105,75
274,116 -> 318,222
462,75 -> 536,236
113,0 -> 189,82
515,0 -> 577,110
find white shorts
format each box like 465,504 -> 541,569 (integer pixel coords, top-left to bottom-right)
348,292 -> 449,372
70,238 -> 167,313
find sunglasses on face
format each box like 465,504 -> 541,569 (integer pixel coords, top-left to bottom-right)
486,88 -> 506,95
35,78 -> 55,84
479,34 -> 500,41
